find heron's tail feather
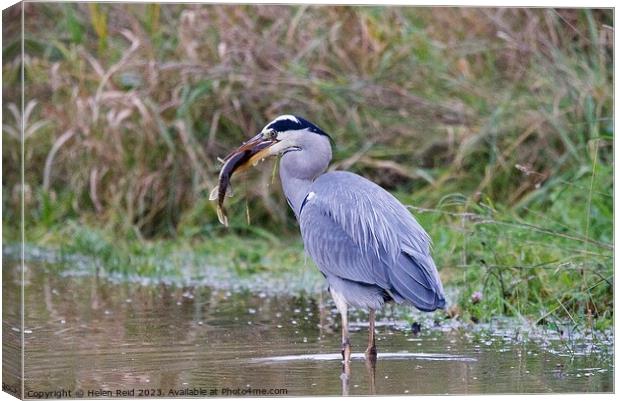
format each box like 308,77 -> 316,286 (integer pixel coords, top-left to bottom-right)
388,253 -> 446,312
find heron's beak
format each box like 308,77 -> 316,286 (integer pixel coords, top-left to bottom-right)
222,133 -> 278,176
210,133 -> 281,226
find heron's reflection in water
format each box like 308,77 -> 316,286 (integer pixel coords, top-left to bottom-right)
340,354 -> 377,396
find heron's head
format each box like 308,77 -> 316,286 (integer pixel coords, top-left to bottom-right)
222,115 -> 332,175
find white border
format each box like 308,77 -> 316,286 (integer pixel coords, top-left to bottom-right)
0,2 -> 615,401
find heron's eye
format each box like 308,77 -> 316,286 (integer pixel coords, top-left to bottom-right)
263,129 -> 277,140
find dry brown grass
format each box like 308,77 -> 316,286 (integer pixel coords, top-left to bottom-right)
2,4 -> 612,237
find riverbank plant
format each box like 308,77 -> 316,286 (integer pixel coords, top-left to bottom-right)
3,5 -> 613,330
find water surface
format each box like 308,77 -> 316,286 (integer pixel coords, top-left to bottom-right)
3,258 -> 613,397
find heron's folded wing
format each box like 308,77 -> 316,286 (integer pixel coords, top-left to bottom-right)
298,171 -> 444,306
301,171 -> 431,260
299,200 -> 389,287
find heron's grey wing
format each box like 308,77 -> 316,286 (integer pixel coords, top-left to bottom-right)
299,171 -> 445,310
299,199 -> 389,286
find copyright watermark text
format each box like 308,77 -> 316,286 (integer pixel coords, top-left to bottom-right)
19,386 -> 289,398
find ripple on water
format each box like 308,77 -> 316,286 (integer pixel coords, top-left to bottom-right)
4,256 -> 614,395
250,352 -> 478,363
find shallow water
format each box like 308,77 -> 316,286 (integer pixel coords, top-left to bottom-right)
3,258 -> 613,397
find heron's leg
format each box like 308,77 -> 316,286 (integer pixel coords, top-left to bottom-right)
340,308 -> 352,363
365,309 -> 377,359
339,307 -> 352,390
331,289 -> 352,363
318,291 -> 325,338
331,289 -> 352,391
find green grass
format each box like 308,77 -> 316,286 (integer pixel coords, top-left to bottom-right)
2,5 -> 613,331
9,154 -> 612,331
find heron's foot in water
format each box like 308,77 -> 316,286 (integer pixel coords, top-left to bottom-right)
341,339 -> 352,362
365,345 -> 377,362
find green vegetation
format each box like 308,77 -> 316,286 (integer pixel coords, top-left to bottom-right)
3,5 -> 613,330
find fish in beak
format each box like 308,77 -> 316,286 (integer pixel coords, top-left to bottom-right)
209,133 -> 279,226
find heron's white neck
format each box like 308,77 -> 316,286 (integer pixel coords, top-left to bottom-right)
279,144 -> 331,218
280,171 -> 313,218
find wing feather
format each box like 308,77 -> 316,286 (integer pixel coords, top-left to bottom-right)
299,171 -> 445,310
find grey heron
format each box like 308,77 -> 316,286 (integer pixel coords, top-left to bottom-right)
218,115 -> 446,361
